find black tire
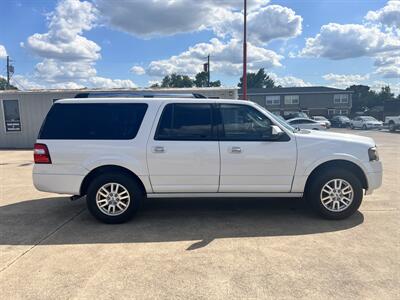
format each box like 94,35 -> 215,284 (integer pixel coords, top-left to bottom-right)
389,122 -> 396,132
307,169 -> 363,220
86,172 -> 144,224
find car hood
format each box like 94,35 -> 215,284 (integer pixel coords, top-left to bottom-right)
366,121 -> 383,124
294,129 -> 375,147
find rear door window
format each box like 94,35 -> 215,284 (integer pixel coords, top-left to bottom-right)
39,103 -> 148,140
155,103 -> 214,140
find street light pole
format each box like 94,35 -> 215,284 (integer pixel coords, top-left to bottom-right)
242,0 -> 247,100
207,54 -> 210,87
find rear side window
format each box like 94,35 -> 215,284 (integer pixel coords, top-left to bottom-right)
155,103 -> 214,140
39,103 -> 148,140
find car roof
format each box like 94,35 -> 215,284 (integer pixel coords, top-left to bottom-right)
55,97 -> 249,105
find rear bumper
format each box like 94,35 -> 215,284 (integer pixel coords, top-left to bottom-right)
33,173 -> 84,195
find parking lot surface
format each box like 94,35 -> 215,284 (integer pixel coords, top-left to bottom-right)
0,129 -> 399,299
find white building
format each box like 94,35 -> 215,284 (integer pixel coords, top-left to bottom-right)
0,87 -> 238,149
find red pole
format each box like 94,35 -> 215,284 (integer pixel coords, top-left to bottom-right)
242,0 -> 247,100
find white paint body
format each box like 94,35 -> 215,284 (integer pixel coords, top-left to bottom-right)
33,98 -> 382,198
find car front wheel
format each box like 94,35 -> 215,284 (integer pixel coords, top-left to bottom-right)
307,169 -> 363,219
86,173 -> 143,223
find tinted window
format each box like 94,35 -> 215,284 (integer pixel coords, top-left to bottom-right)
219,104 -> 272,141
39,103 -> 148,140
155,103 -> 214,140
3,100 -> 21,132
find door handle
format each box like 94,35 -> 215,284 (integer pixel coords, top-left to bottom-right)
229,146 -> 242,153
152,146 -> 165,153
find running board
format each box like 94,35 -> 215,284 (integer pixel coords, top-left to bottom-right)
147,192 -> 303,198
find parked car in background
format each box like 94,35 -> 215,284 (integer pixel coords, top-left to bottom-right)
312,116 -> 331,128
283,112 -> 309,120
350,116 -> 383,130
385,115 -> 400,132
330,115 -> 351,128
286,118 -> 327,130
33,97 -> 382,223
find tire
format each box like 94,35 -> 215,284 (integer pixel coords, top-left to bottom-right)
307,169 -> 363,220
86,172 -> 144,224
389,122 -> 396,132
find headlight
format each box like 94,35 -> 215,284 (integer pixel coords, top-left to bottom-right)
368,147 -> 379,161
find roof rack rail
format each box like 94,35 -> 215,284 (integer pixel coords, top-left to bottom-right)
74,91 -> 207,99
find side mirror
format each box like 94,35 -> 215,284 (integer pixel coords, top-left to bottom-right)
271,125 -> 283,136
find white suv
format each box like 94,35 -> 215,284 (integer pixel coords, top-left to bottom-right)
33,98 -> 382,223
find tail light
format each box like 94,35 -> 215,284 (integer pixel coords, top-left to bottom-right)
34,143 -> 52,164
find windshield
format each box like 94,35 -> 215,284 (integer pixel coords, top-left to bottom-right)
253,103 -> 296,132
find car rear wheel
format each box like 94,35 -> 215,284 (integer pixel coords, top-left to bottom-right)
307,169 -> 363,219
389,122 -> 396,132
86,173 -> 144,223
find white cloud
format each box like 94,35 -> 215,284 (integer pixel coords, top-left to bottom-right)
130,66 -> 146,75
365,0 -> 400,27
34,59 -> 97,82
299,23 -> 400,59
11,75 -> 45,90
96,1 -> 301,45
0,45 -> 7,59
21,0 -> 136,89
247,5 -> 302,44
270,74 -> 311,87
371,80 -> 400,95
25,0 -> 100,61
143,38 -> 282,77
84,76 -> 137,88
323,73 -> 370,88
373,51 -> 400,78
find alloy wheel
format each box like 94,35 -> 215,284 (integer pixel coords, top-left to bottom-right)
96,182 -> 131,216
320,179 -> 354,212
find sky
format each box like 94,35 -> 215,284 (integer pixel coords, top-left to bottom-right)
0,0 -> 399,94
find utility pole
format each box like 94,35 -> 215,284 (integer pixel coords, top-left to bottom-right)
207,55 -> 210,87
242,0 -> 247,100
6,56 -> 10,88
6,56 -> 14,90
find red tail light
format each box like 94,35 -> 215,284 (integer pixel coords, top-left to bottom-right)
34,143 -> 52,164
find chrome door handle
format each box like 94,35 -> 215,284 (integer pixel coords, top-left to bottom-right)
229,146 -> 242,153
152,146 -> 165,153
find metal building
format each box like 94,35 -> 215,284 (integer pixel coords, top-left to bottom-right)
0,87 -> 238,149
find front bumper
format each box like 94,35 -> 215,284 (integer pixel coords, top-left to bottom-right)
364,161 -> 383,195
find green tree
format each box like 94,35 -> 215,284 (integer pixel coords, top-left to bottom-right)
346,85 -> 375,113
194,71 -> 221,87
377,85 -> 394,103
0,77 -> 18,90
161,73 -> 194,88
238,68 -> 276,89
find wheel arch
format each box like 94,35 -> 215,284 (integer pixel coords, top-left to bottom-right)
304,159 -> 368,193
80,165 -> 147,196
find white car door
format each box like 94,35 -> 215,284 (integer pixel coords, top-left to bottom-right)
147,102 -> 220,193
353,117 -> 362,128
218,104 -> 297,193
